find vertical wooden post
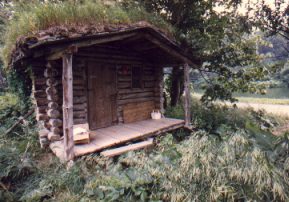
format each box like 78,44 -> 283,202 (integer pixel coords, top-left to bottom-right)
184,63 -> 191,128
155,67 -> 165,116
159,67 -> 165,116
62,53 -> 74,161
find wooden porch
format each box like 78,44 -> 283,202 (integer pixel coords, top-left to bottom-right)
50,118 -> 184,160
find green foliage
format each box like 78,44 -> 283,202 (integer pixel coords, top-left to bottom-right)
166,97 -> 282,136
1,97 -> 289,201
0,91 -> 33,140
1,0 -> 173,67
125,0 -> 280,103
0,107 -> 39,201
0,1 -> 288,201
253,0 -> 288,40
279,65 -> 289,88
158,132 -> 288,201
165,104 -> 184,120
6,68 -> 32,105
83,165 -> 156,201
0,92 -> 18,111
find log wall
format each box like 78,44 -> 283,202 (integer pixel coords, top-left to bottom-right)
31,46 -> 164,144
117,64 -> 161,123
31,59 -> 50,148
76,46 -> 162,124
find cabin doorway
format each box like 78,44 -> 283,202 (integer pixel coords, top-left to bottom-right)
87,62 -> 117,130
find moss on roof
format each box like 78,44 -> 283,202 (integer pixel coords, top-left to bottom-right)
1,0 -> 173,68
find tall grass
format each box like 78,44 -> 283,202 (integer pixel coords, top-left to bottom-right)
1,93 -> 288,201
1,0 -> 173,67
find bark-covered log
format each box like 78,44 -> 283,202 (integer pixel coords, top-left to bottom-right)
184,63 -> 191,128
47,109 -> 60,118
155,67 -> 164,115
39,129 -> 49,138
118,97 -> 155,105
48,132 -> 61,141
46,86 -> 57,95
46,78 -> 58,86
50,127 -> 61,134
36,113 -> 49,121
44,67 -> 58,78
48,102 -> 59,109
170,66 -> 183,107
33,90 -> 46,98
49,118 -> 63,127
73,96 -> 86,104
73,103 -> 87,111
118,92 -> 155,100
62,53 -> 75,161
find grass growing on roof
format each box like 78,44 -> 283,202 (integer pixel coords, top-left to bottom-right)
1,0 -> 173,68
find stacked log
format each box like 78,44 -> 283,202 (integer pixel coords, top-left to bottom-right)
38,126 -> 50,148
30,60 -> 50,148
72,60 -> 87,124
45,62 -> 62,142
116,64 -> 160,123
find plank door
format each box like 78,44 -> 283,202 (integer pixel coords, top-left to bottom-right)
87,63 -> 117,130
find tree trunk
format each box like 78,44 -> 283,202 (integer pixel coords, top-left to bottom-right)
184,63 -> 191,128
170,67 -> 184,107
0,69 -> 6,89
62,53 -> 74,161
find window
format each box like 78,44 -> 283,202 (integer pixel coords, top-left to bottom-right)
131,66 -> 143,89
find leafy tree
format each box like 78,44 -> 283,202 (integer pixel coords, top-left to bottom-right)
0,1 -> 11,89
122,0 -> 279,105
250,0 -> 289,88
252,0 -> 288,40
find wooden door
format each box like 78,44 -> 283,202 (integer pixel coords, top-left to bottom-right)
87,63 -> 117,130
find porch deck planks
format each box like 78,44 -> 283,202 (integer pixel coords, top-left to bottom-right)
96,125 -> 143,140
50,118 -> 184,159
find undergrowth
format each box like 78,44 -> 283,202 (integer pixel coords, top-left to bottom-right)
0,94 -> 289,201
1,0 -> 173,67
166,97 -> 285,135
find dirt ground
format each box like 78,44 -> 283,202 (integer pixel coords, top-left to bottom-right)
235,102 -> 289,117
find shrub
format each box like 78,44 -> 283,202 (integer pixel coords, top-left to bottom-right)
1,92 -> 288,201
120,132 -> 289,201
166,97 -> 281,136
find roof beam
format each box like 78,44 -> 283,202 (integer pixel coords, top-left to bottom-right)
43,32 -> 137,60
143,34 -> 193,65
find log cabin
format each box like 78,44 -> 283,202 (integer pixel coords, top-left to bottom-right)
9,22 -> 195,161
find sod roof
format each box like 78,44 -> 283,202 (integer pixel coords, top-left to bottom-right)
2,1 -> 178,68
9,22 -> 195,67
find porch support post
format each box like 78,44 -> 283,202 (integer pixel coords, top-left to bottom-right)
155,67 -> 165,116
184,63 -> 191,128
62,53 -> 74,161
159,67 -> 165,116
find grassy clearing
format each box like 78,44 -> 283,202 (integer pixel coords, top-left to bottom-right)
193,92 -> 289,105
1,0 -> 173,67
235,97 -> 289,105
193,92 -> 289,117
234,87 -> 289,99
